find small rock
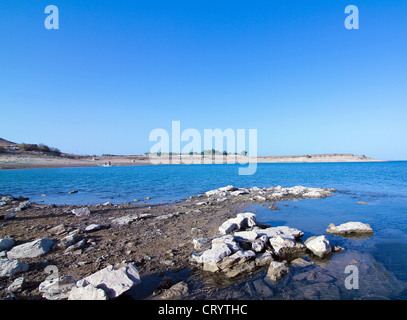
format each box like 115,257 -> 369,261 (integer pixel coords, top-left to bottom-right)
0,238 -> 14,251
7,276 -> 25,293
160,281 -> 189,299
4,213 -> 16,220
56,233 -> 81,249
192,238 -> 209,250
71,207 -> 90,217
84,224 -> 102,233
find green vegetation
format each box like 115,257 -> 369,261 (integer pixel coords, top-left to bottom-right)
17,143 -> 62,156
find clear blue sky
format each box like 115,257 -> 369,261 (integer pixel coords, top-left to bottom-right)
1,0 -> 406,159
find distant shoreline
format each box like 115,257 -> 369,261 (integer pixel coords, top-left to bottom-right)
0,153 -> 386,170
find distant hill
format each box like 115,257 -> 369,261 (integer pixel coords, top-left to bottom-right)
0,138 -> 17,147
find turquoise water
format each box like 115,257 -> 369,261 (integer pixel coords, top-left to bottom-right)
1,162 -> 407,299
1,162 -> 407,205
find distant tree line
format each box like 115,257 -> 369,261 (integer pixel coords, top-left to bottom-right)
145,149 -> 248,156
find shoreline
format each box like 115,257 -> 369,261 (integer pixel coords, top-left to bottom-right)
0,153 -> 387,170
2,185 -> 401,300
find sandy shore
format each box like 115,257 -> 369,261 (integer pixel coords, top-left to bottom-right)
0,153 -> 384,170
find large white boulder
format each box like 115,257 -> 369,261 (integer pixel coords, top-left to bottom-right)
305,235 -> 331,258
326,222 -> 373,235
7,238 -> 54,259
72,263 -> 141,299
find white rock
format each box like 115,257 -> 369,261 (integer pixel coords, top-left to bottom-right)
251,240 -> 265,253
8,276 -> 25,293
192,238 -> 209,250
71,207 -> 91,216
77,263 -> 141,299
305,235 -> 331,258
7,238 -> 54,259
286,186 -> 308,195
69,282 -> 108,300
218,219 -> 240,235
212,235 -> 242,253
0,238 -> 14,251
326,222 -> 373,235
230,190 -> 249,196
85,224 -> 101,232
254,226 -> 304,239
236,212 -> 257,228
205,189 -> 228,197
39,275 -> 76,300
0,258 -> 29,276
200,243 -> 232,265
112,214 -> 138,225
254,195 -> 267,201
218,250 -> 255,270
218,185 -> 236,192
269,236 -> 306,256
56,233 -> 80,249
234,231 -> 258,241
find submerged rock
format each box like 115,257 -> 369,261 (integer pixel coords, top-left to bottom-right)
266,261 -> 290,282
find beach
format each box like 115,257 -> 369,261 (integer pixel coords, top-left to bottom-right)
0,153 -> 384,170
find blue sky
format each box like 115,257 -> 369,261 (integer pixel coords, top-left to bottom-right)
0,0 -> 406,159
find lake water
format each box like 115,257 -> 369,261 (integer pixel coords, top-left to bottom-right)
1,162 -> 407,299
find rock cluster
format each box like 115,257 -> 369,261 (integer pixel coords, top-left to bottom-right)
191,210 -> 370,282
202,185 -> 335,203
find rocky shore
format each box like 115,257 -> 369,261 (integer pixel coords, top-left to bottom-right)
0,185 -> 386,300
